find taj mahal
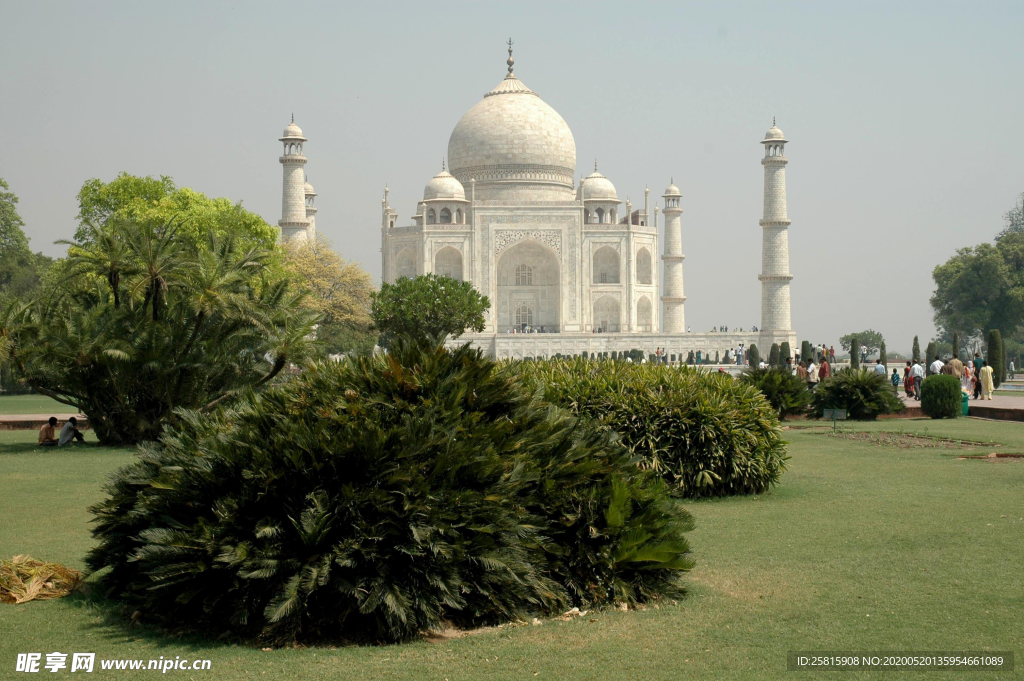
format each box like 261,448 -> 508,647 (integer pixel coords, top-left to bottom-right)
277,42 -> 797,360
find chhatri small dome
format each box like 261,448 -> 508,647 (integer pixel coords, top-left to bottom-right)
764,119 -> 785,141
281,115 -> 305,140
304,180 -> 316,196
423,161 -> 466,201
663,178 -> 681,196
447,41 -> 576,199
582,162 -> 619,202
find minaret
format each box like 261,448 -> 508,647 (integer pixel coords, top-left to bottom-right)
303,176 -> 317,240
660,180 -> 686,332
278,115 -> 309,244
758,119 -> 794,347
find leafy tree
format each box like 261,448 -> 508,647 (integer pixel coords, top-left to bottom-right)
800,340 -> 811,363
768,343 -> 781,367
372,274 -> 488,348
284,236 -> 377,355
780,341 -> 792,363
912,336 -> 921,363
839,329 -> 883,355
988,329 -> 1004,388
0,178 -> 52,300
879,340 -> 887,370
3,216 -> 316,444
931,196 -> 1024,342
850,336 -> 859,370
996,191 -> 1024,239
74,172 -> 277,251
747,344 -> 760,367
952,330 -> 961,359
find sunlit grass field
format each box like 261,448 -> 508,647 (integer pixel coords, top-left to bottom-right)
0,394 -> 76,415
1,418 -> 1022,680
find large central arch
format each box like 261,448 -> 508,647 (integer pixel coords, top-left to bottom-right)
496,240 -> 560,332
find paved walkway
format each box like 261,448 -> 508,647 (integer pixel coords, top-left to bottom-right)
0,413 -> 87,430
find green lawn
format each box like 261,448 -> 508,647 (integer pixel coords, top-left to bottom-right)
0,394 -> 76,415
1,419 -> 1022,680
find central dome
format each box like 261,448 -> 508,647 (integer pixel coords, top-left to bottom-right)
447,71 -> 576,201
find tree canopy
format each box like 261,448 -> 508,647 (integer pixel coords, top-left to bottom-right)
75,172 -> 277,250
284,236 -> 377,355
931,194 -> 1024,342
839,330 -> 884,354
3,204 -> 316,444
371,274 -> 489,348
0,178 -> 51,300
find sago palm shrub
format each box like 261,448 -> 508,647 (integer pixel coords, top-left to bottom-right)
514,359 -> 788,498
812,368 -> 905,420
739,366 -> 812,420
87,340 -> 694,645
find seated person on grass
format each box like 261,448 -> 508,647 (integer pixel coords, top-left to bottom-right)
38,417 -> 59,447
58,417 -> 86,446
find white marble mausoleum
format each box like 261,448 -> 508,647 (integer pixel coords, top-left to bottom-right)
278,43 -> 797,361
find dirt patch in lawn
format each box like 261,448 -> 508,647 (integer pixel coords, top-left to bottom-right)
958,453 -> 1024,462
819,429 -> 1000,450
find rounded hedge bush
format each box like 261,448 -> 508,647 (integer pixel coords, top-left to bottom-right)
920,374 -> 962,419
87,340 -> 693,645
514,359 -> 788,498
812,368 -> 905,420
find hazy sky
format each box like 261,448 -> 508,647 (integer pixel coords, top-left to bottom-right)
2,1 -> 1023,352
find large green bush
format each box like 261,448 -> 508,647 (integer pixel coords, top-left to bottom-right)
920,374 -> 962,419
812,368 -> 905,420
515,359 -> 788,498
739,366 -> 812,420
87,341 -> 693,645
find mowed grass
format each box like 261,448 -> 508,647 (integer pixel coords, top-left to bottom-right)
1,419 -> 1022,680
0,394 -> 77,415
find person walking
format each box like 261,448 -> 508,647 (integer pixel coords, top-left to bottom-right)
797,361 -> 809,383
1009,360 -> 1015,380
979,363 -> 995,400
818,356 -> 831,382
972,353 -> 985,399
929,355 -> 945,377
910,359 -> 925,400
807,358 -> 819,391
891,367 -> 901,388
829,346 -> 836,365
947,353 -> 964,379
873,358 -> 886,375
963,360 -> 975,394
903,361 -> 914,398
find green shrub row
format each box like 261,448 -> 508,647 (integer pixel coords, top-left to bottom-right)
513,359 -> 788,498
87,341 -> 694,645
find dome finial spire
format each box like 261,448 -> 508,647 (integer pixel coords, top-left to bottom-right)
594,159 -> 598,172
442,158 -> 446,171
506,38 -> 515,76
291,113 -> 294,123
773,116 -> 776,126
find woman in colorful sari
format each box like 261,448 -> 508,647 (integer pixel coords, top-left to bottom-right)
962,360 -> 974,394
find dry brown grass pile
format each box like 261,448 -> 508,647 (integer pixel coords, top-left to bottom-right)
0,555 -> 82,604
